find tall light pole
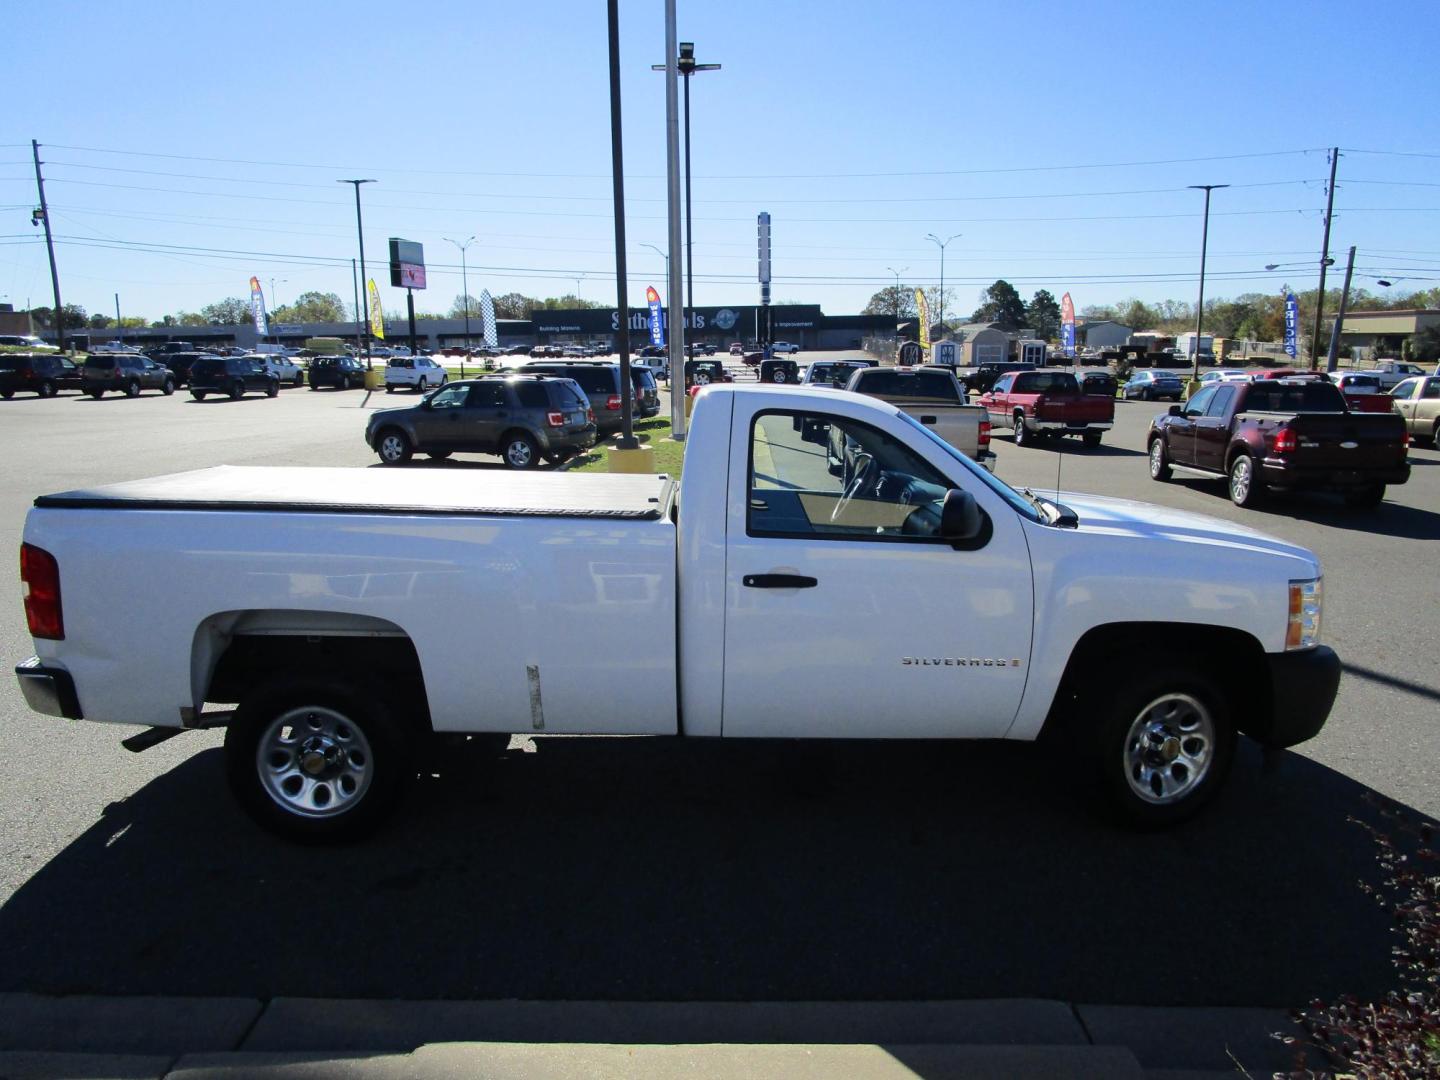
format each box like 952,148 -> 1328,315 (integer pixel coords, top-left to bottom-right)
445,235 -> 476,349
1188,184 -> 1229,386
640,243 -> 670,280
659,0 -> 686,439
1310,147 -> 1339,370
338,179 -> 376,367
886,265 -> 908,324
924,233 -> 960,334
269,278 -> 287,317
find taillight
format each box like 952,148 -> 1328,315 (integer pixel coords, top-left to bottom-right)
587,408 -> 595,423
978,419 -> 991,449
547,411 -> 565,427
606,394 -> 622,411
1271,428 -> 1297,454
20,543 -> 63,640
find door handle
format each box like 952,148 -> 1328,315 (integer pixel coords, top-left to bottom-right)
743,574 -> 817,589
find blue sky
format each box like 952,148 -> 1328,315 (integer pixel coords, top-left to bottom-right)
5,0 -> 1438,324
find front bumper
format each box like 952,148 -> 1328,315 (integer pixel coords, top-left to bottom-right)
15,657 -> 83,720
1248,645 -> 1340,748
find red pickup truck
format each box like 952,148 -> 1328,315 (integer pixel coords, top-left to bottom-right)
979,370 -> 1115,447
1147,376 -> 1410,508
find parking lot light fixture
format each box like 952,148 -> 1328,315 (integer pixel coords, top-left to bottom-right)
445,236 -> 477,351
1187,184 -> 1228,386
338,179 -> 376,368
886,266 -> 909,325
924,234 -> 960,333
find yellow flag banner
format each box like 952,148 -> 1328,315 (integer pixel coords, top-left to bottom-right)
367,279 -> 385,340
915,288 -> 930,352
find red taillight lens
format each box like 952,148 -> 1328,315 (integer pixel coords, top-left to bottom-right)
1271,428 -> 1298,454
20,543 -> 63,640
547,410 -> 565,427
978,419 -> 991,448
606,394 -> 622,411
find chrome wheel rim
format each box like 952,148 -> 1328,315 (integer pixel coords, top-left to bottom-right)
379,434 -> 406,462
506,440 -> 533,467
1123,692 -> 1215,805
1230,457 -> 1251,502
1149,440 -> 1164,476
256,706 -> 373,819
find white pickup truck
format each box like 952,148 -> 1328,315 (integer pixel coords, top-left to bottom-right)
16,386 -> 1339,841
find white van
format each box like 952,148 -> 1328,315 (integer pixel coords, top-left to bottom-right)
384,354 -> 448,392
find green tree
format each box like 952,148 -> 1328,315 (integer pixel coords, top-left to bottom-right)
273,291 -> 347,324
1114,298 -> 1161,332
971,280 -> 1027,330
1025,289 -> 1061,341
533,295 -> 605,310
448,294 -> 480,319
862,285 -> 917,320
88,313 -> 113,329
1080,303 -> 1118,320
492,292 -> 536,318
31,304 -> 87,330
200,297 -> 251,325
1410,325 -> 1440,363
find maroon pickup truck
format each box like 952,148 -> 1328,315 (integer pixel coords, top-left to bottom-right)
979,370 -> 1115,447
1147,377 -> 1410,509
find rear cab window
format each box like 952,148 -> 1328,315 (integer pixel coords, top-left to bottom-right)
1244,382 -> 1348,412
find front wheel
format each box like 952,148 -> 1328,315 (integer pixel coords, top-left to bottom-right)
1228,453 -> 1265,508
501,432 -> 539,469
376,429 -> 413,465
426,451 -> 453,460
1148,437 -> 1172,481
38,380 -> 56,398
224,677 -> 411,842
266,380 -> 279,398
1092,665 -> 1236,827
162,379 -> 175,396
191,389 -> 207,401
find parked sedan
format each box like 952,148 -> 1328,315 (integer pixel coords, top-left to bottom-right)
365,375 -> 596,468
188,356 -> 280,401
1389,375 -> 1440,445
0,353 -> 84,398
1122,370 -> 1184,401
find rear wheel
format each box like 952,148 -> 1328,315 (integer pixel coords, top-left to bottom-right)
1148,437 -> 1172,481
294,374 -> 305,388
125,380 -> 140,398
224,676 -> 411,843
38,380 -> 56,398
162,379 -> 175,396
89,389 -> 104,399
192,390 -> 207,401
1012,412 -> 1032,447
376,429 -> 412,465
1228,453 -> 1265,508
0,391 -> 11,400
229,379 -> 244,401
1431,419 -> 1440,447
501,431 -> 539,469
1082,431 -> 1102,448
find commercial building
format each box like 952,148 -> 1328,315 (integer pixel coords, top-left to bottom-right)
1076,319 -> 1132,349
944,322 -> 1013,365
1335,309 -> 1440,357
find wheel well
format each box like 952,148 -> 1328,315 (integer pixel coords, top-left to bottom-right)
1039,622 -> 1271,744
500,428 -> 534,448
195,612 -> 432,737
373,424 -> 405,447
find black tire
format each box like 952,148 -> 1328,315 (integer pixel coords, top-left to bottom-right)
1431,419 -> 1440,448
89,389 -> 104,399
1228,453 -> 1265,508
229,380 -> 244,401
191,389 -> 207,401
1013,412 -> 1031,447
224,676 -> 412,843
376,428 -> 413,465
385,384 -> 395,394
125,380 -> 141,398
542,447 -> 576,466
1082,432 -> 1102,449
0,390 -> 11,400
501,431 -> 540,469
162,379 -> 175,396
1147,437 -> 1172,481
426,450 -> 453,460
266,380 -> 279,398
38,380 -> 56,398
1087,663 -> 1237,828
1344,484 -> 1385,509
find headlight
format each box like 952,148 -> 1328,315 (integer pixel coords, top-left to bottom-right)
1286,577 -> 1323,650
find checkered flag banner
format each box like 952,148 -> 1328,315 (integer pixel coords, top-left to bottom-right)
480,290 -> 498,347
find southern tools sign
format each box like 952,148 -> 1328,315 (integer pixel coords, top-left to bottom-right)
1061,292 -> 1075,359
388,238 -> 426,290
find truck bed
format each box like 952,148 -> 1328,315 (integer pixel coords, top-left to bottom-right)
36,466 -> 677,520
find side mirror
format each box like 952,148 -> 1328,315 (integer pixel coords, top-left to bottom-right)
939,489 -> 983,544
1168,404 -> 1182,417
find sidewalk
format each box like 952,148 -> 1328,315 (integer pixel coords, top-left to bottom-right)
0,995 -> 1322,1078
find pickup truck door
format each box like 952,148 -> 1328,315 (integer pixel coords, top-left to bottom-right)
984,374 -> 1013,427
1164,385 -> 1215,468
1192,384 -> 1236,472
721,405 -> 1034,739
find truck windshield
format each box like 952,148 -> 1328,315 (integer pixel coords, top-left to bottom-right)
855,370 -> 960,401
898,413 -> 1042,523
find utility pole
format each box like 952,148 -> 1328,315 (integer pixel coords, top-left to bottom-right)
1325,245 -> 1357,372
351,259 -> 362,352
1310,147 -> 1339,370
607,0 -> 638,450
114,294 -> 122,349
1188,184 -> 1228,385
661,0 -> 686,438
31,140 -> 66,352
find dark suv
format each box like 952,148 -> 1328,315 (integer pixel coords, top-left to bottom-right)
82,354 -> 175,398
152,351 -> 218,388
188,356 -> 280,401
0,354 -> 84,398
517,361 -> 655,431
309,355 -> 368,390
365,375 -> 596,468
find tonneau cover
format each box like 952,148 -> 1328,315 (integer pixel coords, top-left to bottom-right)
35,465 -> 675,520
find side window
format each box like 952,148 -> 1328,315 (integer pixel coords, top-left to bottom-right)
991,375 -> 1013,394
1391,378 -> 1418,400
1205,385 -> 1236,417
515,382 -> 548,408
428,384 -> 471,409
468,382 -> 507,408
1423,379 -> 1440,400
1184,387 -> 1215,416
748,410 -> 953,541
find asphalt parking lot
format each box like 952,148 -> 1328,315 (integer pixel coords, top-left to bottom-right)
0,367 -> 1436,1010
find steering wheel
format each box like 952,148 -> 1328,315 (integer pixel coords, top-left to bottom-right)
830,452 -> 877,523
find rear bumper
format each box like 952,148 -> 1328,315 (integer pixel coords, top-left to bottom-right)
15,657 -> 83,720
1260,461 -> 1411,489
1249,646 -> 1339,748
1031,420 -> 1113,432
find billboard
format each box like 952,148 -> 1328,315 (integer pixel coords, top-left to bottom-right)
388,238 -> 426,290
